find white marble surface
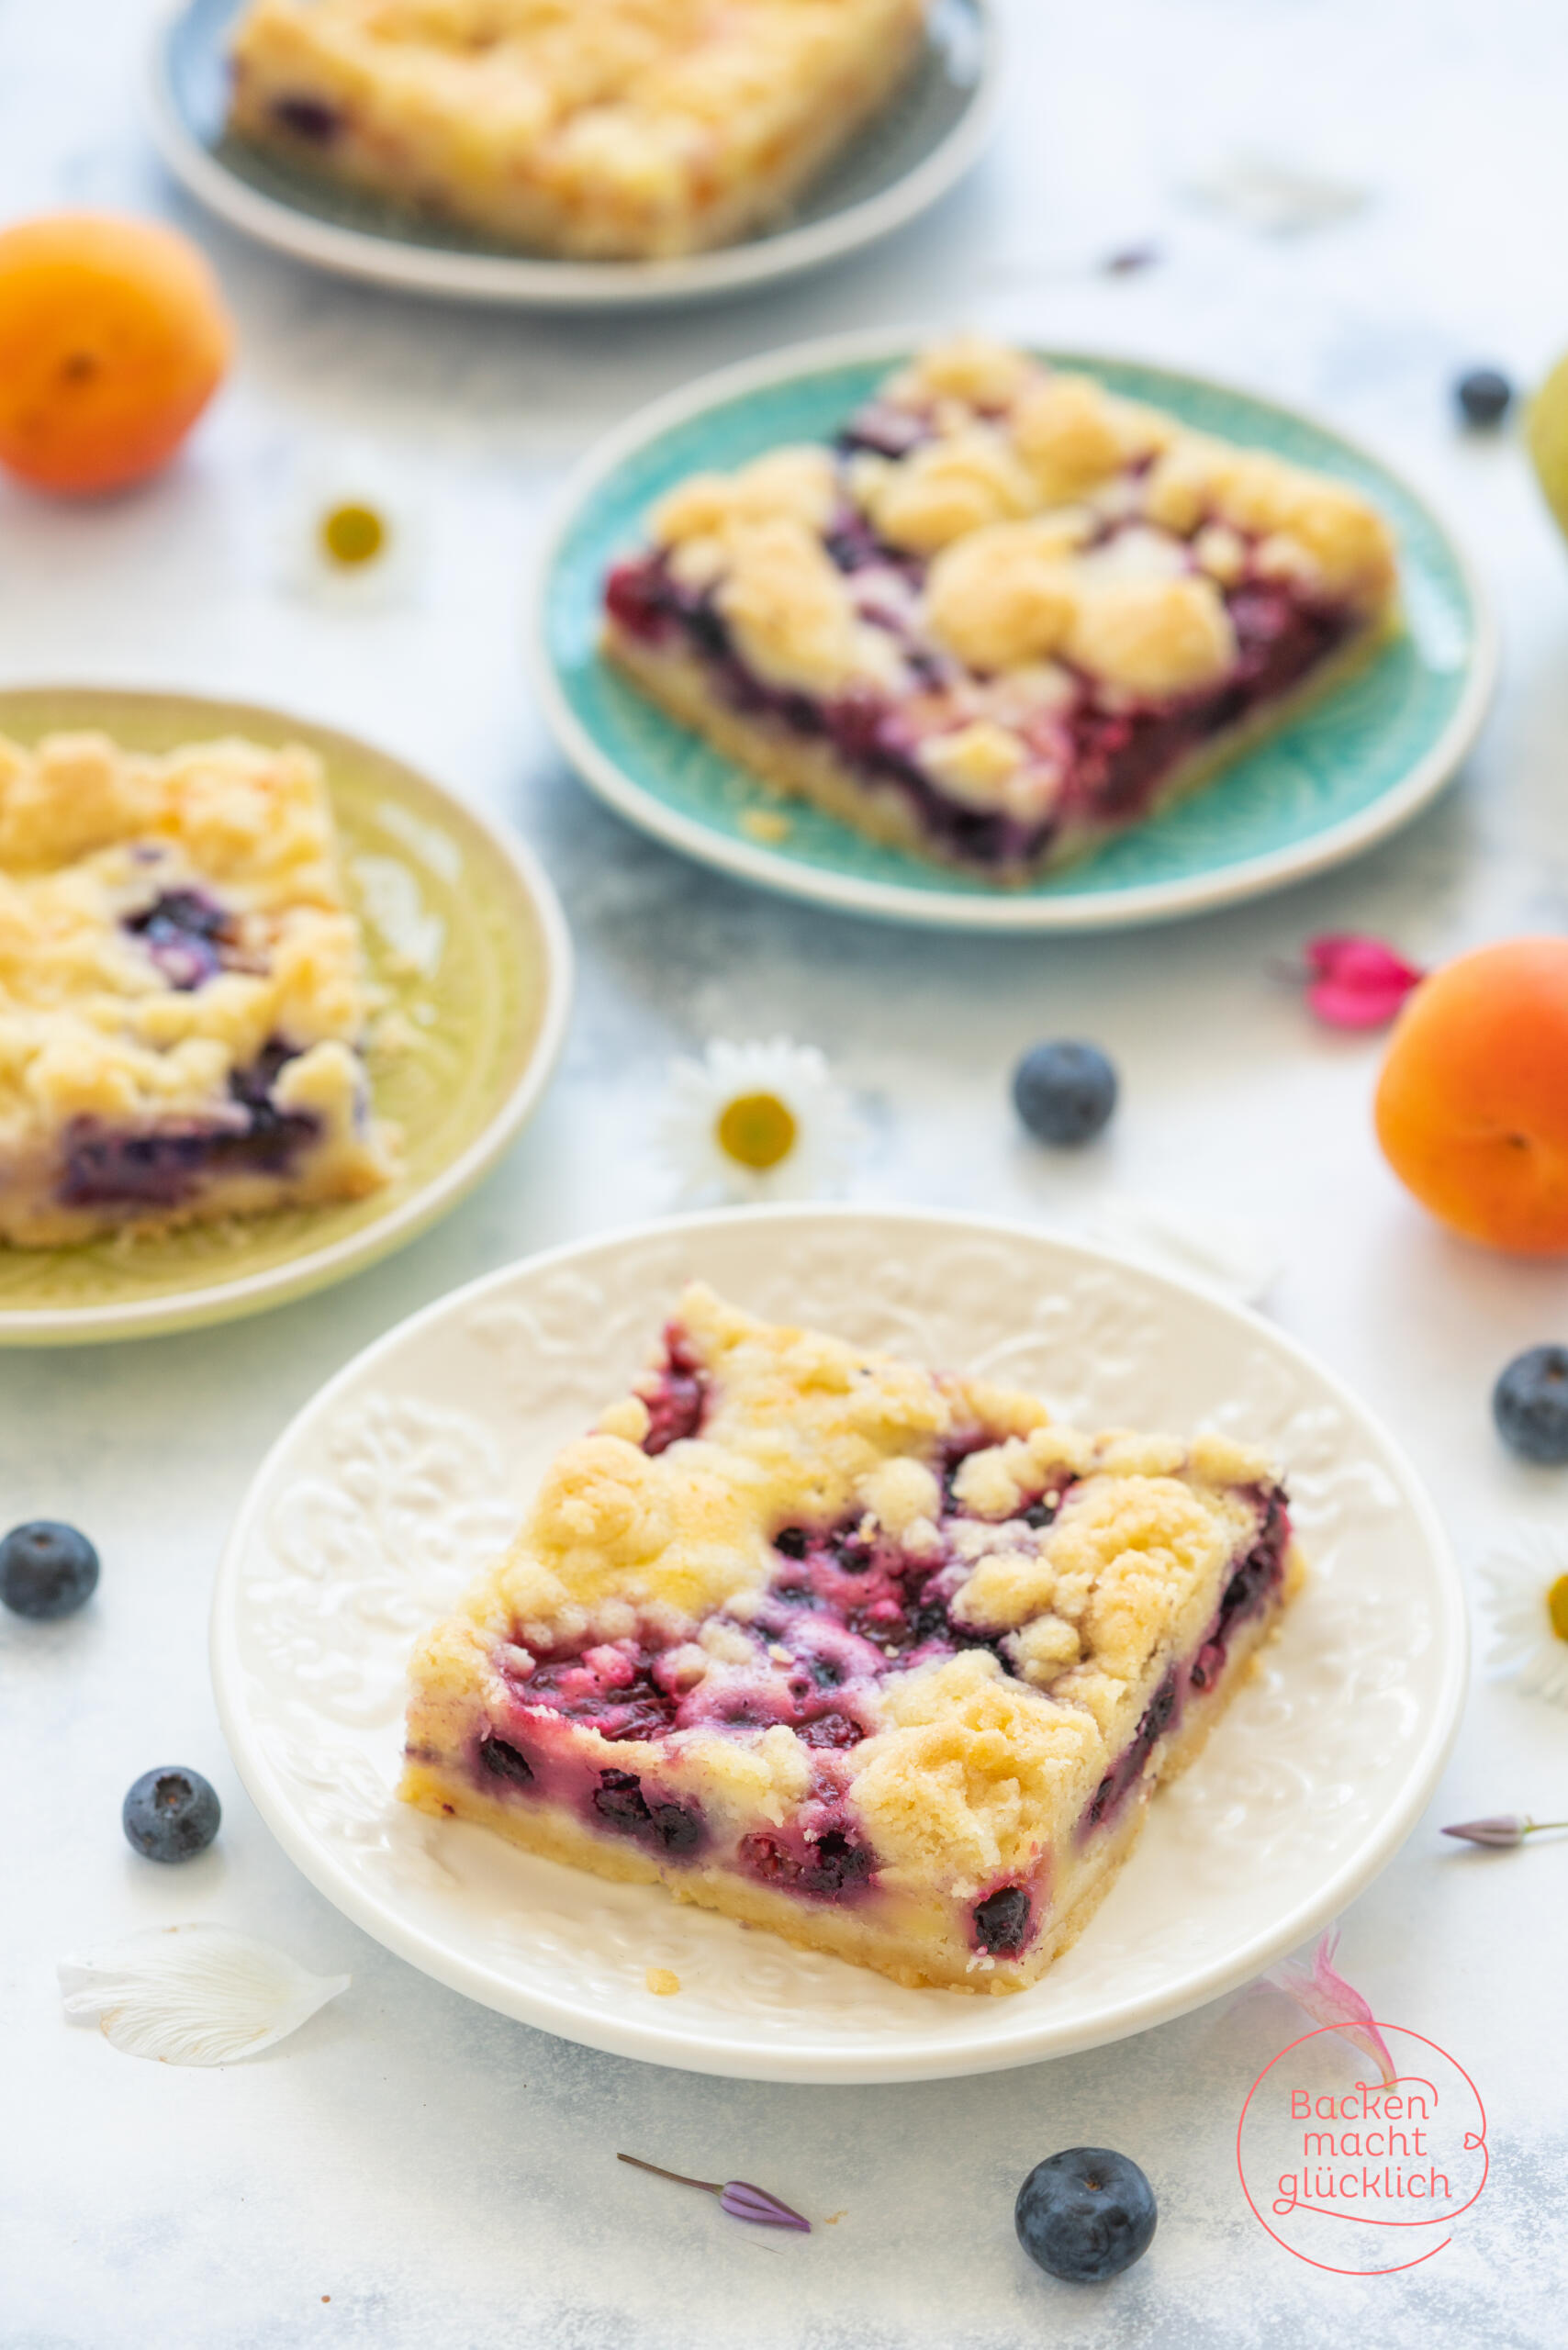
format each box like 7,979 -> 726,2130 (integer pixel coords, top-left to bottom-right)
2,3 -> 1566,2343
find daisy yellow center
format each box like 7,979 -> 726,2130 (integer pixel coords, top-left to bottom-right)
716,1091 -> 797,1172
320,502 -> 386,568
1549,1572 -> 1568,1644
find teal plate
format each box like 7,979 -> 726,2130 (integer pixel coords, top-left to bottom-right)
532,334 -> 1496,931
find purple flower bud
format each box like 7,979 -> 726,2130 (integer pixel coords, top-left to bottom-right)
1441,1814 -> 1529,1847
719,2180 -> 812,2232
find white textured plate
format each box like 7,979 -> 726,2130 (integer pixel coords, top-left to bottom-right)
212,1206 -> 1465,2083
148,0 -> 996,309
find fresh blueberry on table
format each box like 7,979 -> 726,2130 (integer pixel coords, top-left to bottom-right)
1493,1345 -> 1568,1463
1015,2147 -> 1158,2283
1013,1042 -> 1119,1147
0,1520 -> 100,1619
1455,367 -> 1514,427
122,1768 -> 221,1863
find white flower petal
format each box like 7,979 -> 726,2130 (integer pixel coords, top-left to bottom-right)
655,1036 -> 862,1204
274,444 -> 425,610
59,1924 -> 349,2065
1087,1198 -> 1282,1306
1476,1526 -> 1568,1713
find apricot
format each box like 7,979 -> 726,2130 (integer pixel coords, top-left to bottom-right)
1374,937 -> 1568,1255
0,212 -> 232,496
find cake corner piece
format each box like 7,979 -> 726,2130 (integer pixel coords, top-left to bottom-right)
401,1281 -> 1302,1995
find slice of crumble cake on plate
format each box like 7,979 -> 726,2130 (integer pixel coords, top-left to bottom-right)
227,0 -> 931,263
0,730 -> 394,1247
402,1282 -> 1303,1995
601,334 -> 1400,882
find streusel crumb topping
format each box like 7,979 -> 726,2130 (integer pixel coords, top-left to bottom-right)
429,1284 -> 1284,1894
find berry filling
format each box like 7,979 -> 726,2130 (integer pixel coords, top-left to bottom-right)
605,504 -> 1357,873
464,1400 -> 1288,1927
1079,1492 -> 1292,1840
124,888 -> 237,990
271,94 -> 342,142
58,1039 -> 320,1209
637,1325 -> 711,1455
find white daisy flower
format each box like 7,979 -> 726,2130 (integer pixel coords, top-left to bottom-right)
276,445 -> 424,609
655,1037 -> 861,1203
1478,1525 -> 1568,1709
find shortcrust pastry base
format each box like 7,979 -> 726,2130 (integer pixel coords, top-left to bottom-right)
603,620 -> 1396,888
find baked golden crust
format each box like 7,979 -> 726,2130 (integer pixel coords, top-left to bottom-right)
0,731 -> 393,1247
403,1284 -> 1301,1991
227,0 -> 929,262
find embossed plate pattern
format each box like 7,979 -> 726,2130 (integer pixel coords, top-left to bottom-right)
212,1207 -> 1464,2082
148,0 -> 996,309
532,333 -> 1496,930
0,688 -> 572,1345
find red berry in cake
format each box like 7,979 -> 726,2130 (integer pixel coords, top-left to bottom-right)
0,1520 -> 99,1618
1015,2147 -> 1158,2282
1013,1042 -> 1118,1147
122,1767 -> 221,1862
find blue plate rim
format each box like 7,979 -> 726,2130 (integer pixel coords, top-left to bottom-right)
145,0 -> 1001,310
528,327 -> 1500,932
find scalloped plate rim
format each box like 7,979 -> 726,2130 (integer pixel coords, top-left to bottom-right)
0,684 -> 574,1346
211,1203 -> 1467,2083
528,328 -> 1498,931
144,0 -> 1000,309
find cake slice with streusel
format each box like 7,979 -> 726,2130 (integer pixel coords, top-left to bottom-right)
0,730 -> 394,1247
227,0 -> 930,263
601,334 -> 1401,882
401,1283 -> 1303,1994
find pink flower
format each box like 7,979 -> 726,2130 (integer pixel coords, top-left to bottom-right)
1301,934 -> 1425,1030
1267,1927 -> 1397,2085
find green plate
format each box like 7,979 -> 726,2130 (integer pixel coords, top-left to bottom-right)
532,335 -> 1496,931
0,689 -> 571,1345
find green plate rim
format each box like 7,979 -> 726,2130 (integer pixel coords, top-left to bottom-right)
0,687 -> 573,1347
529,329 -> 1499,932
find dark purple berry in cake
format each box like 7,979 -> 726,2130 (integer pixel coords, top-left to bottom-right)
973,1883 -> 1033,1955
1015,2148 -> 1158,2283
479,1735 -> 535,1785
122,1768 -> 221,1863
0,1520 -> 99,1618
1455,367 -> 1513,428
1013,1042 -> 1119,1147
1493,1345 -> 1568,1463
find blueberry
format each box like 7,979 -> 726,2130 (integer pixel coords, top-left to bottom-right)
1015,2147 -> 1157,2283
1455,367 -> 1513,428
1013,1042 -> 1118,1147
0,1520 -> 99,1619
122,1768 -> 221,1863
1493,1346 -> 1568,1463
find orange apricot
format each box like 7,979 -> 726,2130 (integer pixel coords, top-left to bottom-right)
1374,937 -> 1568,1254
0,211 -> 233,497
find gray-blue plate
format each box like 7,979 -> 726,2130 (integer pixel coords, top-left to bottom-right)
147,0 -> 997,308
